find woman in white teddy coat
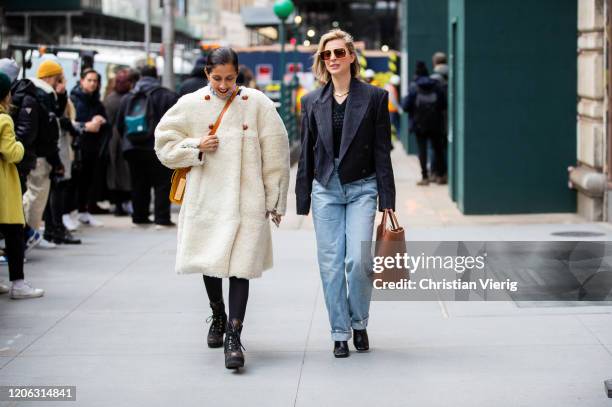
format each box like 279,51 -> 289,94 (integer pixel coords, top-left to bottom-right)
154,48 -> 290,370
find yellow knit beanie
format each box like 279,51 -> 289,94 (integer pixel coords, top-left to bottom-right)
37,60 -> 63,79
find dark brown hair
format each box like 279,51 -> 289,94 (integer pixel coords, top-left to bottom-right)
80,68 -> 100,81
205,47 -> 239,74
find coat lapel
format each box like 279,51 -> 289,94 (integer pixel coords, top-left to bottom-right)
313,82 -> 334,158
338,79 -> 370,163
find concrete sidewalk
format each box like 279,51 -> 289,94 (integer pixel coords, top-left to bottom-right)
1,147 -> 612,406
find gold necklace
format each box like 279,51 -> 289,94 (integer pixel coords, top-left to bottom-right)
334,90 -> 350,97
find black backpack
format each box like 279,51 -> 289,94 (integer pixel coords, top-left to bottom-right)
123,87 -> 161,144
413,85 -> 441,134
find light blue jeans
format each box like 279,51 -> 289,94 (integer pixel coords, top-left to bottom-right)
312,160 -> 378,341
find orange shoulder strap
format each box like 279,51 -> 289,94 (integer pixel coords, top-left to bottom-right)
209,86 -> 240,136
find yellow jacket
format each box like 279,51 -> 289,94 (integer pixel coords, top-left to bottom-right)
0,106 -> 25,225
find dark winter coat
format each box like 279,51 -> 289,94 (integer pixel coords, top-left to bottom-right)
10,79 -> 40,174
402,75 -> 447,134
116,76 -> 179,153
28,78 -> 62,170
178,60 -> 207,96
104,90 -> 131,191
70,85 -> 109,153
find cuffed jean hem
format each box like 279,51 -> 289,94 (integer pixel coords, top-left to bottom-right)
351,316 -> 369,330
331,330 -> 352,341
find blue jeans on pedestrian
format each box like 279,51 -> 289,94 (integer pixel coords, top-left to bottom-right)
312,160 -> 378,341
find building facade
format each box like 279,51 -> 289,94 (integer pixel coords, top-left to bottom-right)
188,0 -> 267,46
401,0 -> 580,215
1,0 -> 199,49
573,0 -> 609,220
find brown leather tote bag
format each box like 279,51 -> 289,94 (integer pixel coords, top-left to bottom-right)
375,209 -> 409,282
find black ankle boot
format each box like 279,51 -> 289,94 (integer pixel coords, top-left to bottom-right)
206,301 -> 227,348
56,227 -> 81,245
353,329 -> 369,352
333,341 -> 350,358
224,318 -> 245,369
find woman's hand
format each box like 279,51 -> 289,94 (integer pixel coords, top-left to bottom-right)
199,134 -> 219,152
93,115 -> 106,125
266,210 -> 282,227
84,120 -> 101,133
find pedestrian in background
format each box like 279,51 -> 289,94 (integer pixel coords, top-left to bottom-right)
117,65 -> 178,227
155,47 -> 290,370
430,52 -> 449,184
237,64 -> 257,88
104,68 -> 135,217
43,75 -> 81,245
296,29 -> 396,358
178,56 -> 207,96
1,59 -> 48,250
70,68 -> 108,226
0,58 -> 37,191
23,60 -> 65,244
0,72 -> 44,299
402,60 -> 446,186
431,52 -> 449,86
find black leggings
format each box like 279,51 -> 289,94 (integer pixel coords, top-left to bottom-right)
0,224 -> 25,281
203,276 -> 249,322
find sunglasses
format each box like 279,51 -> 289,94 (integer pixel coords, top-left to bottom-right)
319,48 -> 349,61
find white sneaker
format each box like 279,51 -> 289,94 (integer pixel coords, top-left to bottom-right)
0,281 -> 9,294
78,212 -> 104,227
62,214 -> 79,231
37,238 -> 57,249
96,201 -> 111,210
25,229 -> 42,253
9,281 -> 44,299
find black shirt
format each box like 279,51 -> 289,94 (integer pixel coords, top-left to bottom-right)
332,97 -> 346,158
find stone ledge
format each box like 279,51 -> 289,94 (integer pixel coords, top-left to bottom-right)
578,99 -> 605,118
578,31 -> 605,50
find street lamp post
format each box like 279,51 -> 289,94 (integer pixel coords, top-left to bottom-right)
162,0 -> 175,90
144,0 -> 151,65
279,19 -> 286,95
293,15 -> 302,84
273,0 -> 295,124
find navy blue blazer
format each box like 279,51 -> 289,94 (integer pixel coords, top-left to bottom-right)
296,78 -> 396,215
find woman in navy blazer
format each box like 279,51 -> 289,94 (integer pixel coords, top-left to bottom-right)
296,29 -> 396,358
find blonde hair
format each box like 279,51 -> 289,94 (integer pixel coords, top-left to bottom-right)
312,29 -> 361,84
433,52 -> 447,66
1,94 -> 11,112
65,98 -> 76,121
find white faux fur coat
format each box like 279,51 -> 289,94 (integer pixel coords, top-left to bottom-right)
154,86 -> 290,279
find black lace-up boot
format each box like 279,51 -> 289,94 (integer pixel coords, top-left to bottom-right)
206,301 -> 227,348
224,318 -> 245,369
